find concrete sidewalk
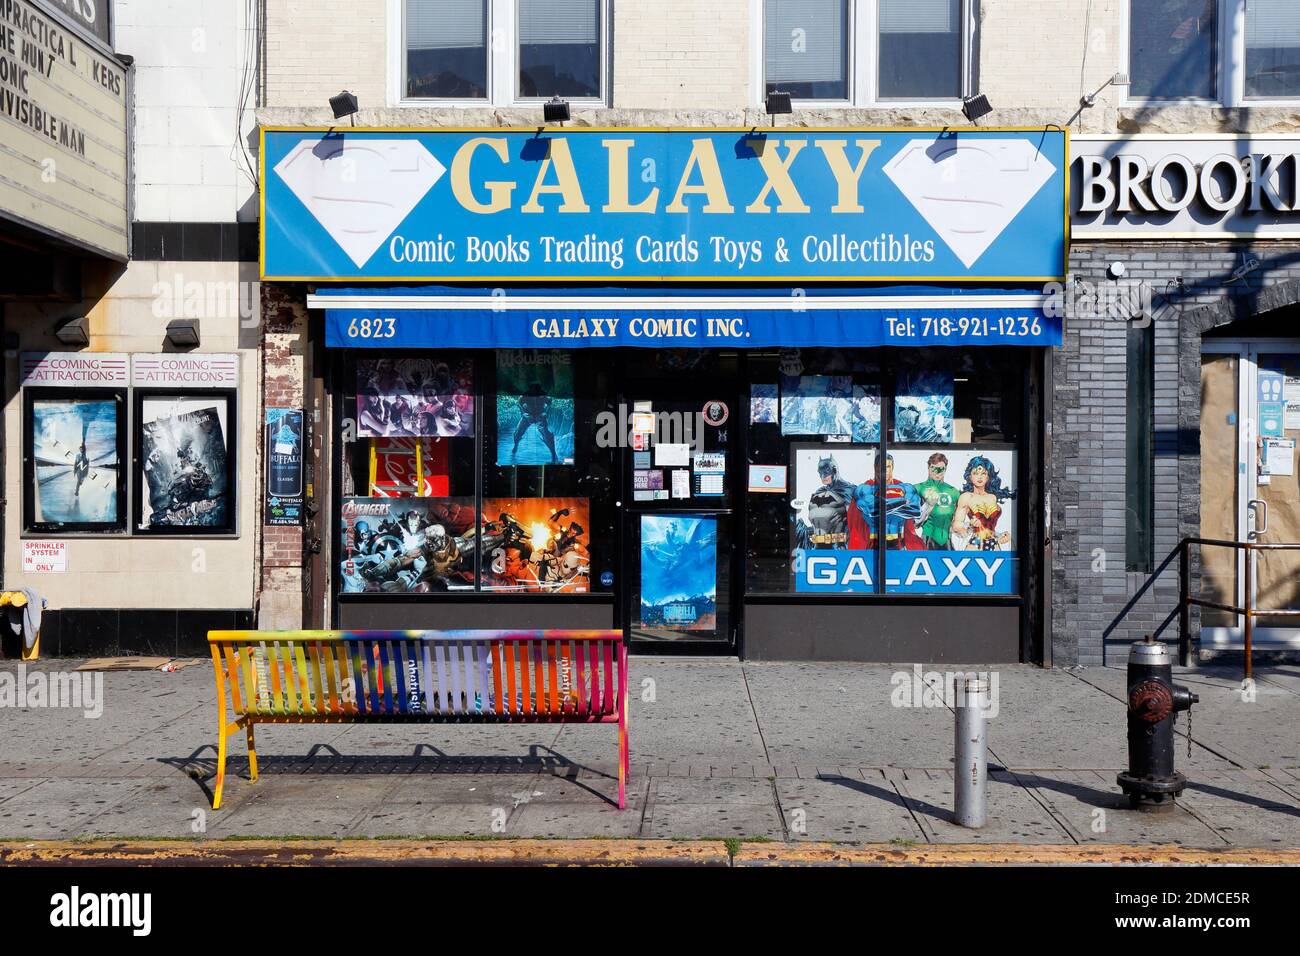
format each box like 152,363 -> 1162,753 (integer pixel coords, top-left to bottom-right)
1,658 -> 1298,848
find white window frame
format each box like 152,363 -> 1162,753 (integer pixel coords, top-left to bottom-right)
1121,0 -> 1300,107
389,0 -> 610,108
751,0 -> 974,108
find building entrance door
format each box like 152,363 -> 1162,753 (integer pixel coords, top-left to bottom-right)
1201,340 -> 1300,649
615,351 -> 739,654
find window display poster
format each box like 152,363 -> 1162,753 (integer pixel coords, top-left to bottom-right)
480,497 -> 591,593
791,445 -> 1016,594
140,397 -> 233,530
639,515 -> 717,633
358,357 -> 474,438
779,374 -> 879,441
265,407 -> 304,527
339,497 -> 477,593
750,383 -> 779,424
496,350 -> 575,466
895,371 -> 954,443
369,437 -> 450,497
30,396 -> 121,526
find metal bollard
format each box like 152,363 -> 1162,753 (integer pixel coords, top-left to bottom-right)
954,676 -> 989,828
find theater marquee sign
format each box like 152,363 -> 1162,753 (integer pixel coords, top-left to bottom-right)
0,0 -> 129,259
1072,135 -> 1300,239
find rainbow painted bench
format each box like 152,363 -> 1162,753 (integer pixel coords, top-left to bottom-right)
208,629 -> 629,810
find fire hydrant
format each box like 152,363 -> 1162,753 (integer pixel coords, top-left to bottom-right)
1117,635 -> 1198,811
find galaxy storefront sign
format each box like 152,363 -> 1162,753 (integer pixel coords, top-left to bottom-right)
263,127 -> 1068,282
1072,135 -> 1300,239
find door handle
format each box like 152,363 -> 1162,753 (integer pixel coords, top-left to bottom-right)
1247,499 -> 1269,538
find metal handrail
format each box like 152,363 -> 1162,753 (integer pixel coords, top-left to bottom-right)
1179,537 -> 1300,680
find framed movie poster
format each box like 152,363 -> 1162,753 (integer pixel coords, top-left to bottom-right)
134,391 -> 238,534
480,497 -> 591,594
23,388 -> 128,534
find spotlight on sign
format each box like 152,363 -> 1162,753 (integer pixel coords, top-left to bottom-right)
961,94 -> 993,122
329,90 -> 359,121
165,318 -> 201,349
765,91 -> 793,117
53,316 -> 89,347
544,96 -> 571,124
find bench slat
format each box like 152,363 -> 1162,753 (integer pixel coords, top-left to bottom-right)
601,641 -> 614,715
505,642 -> 518,716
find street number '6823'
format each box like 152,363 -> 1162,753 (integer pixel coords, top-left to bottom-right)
347,317 -> 397,339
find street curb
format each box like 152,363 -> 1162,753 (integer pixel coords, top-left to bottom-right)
2,840 -> 1298,867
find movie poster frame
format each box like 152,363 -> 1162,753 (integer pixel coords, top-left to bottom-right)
131,388 -> 239,536
23,387 -> 129,535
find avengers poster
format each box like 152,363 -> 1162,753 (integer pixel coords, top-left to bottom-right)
779,373 -> 879,442
30,397 -> 121,526
638,515 -> 717,633
791,446 -> 1017,595
480,497 -> 591,593
339,497 -> 477,593
139,397 -> 232,530
357,357 -> 474,438
495,350 -> 575,466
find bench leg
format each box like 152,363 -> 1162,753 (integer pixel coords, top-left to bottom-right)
246,722 -> 259,782
213,719 -> 228,810
617,698 -> 629,810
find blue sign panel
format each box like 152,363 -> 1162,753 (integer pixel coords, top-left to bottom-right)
795,550 -> 1018,595
263,128 -> 1068,282
317,286 -> 1061,349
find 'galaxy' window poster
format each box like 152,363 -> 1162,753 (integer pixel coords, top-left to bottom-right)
137,394 -> 236,532
26,391 -> 126,532
495,350 -> 576,466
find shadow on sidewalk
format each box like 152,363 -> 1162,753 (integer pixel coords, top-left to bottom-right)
159,743 -> 618,806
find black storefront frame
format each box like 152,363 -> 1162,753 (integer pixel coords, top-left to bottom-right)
324,341 -> 1048,663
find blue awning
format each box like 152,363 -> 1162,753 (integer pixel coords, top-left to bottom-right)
308,285 -> 1060,349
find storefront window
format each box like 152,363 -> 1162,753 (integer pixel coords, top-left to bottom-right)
337,351 -> 614,598
746,349 -> 1024,597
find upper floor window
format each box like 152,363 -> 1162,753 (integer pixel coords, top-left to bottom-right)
1128,0 -> 1217,99
405,0 -> 489,99
401,0 -> 606,104
760,0 -> 969,105
1245,0 -> 1300,98
1127,0 -> 1300,103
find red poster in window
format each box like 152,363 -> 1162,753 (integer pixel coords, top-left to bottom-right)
368,438 -> 449,497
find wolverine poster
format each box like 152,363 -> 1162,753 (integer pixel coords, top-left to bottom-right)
495,350 -> 575,466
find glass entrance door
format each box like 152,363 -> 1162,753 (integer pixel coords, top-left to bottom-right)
616,351 -> 738,651
1200,341 -> 1300,648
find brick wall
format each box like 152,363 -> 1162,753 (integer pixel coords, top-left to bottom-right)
257,282 -> 310,629
1053,242 -> 1300,665
612,0 -> 749,110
